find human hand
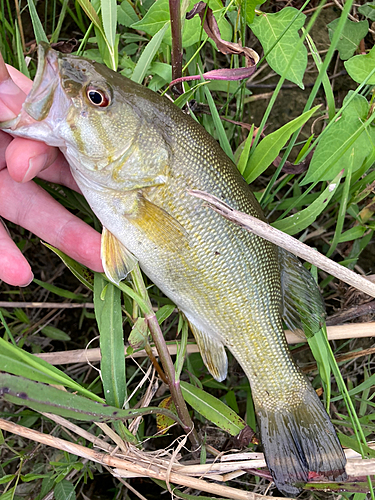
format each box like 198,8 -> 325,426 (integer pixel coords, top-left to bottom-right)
0,55 -> 103,286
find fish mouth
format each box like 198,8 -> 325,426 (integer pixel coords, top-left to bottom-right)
23,43 -> 60,122
0,43 -> 60,131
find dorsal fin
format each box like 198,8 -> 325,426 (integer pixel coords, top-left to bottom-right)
189,322 -> 228,382
279,248 -> 326,338
101,227 -> 138,284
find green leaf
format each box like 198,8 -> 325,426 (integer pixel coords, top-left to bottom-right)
307,329 -> 331,406
273,171 -> 343,235
150,61 -> 172,82
131,22 -> 169,83
0,374 -> 179,435
101,0 -> 117,48
131,0 -> 231,48
304,93 -> 375,183
75,0 -> 102,30
180,381 -> 246,436
305,32 -> 335,121
15,23 -> 30,78
251,7 -> 307,88
54,480 -> 76,500
94,274 -> 126,409
328,18 -> 369,60
173,81 -> 210,109
41,326 -> 71,341
237,124 -> 254,175
243,106 -> 319,183
337,432 -> 375,459
0,337 -> 103,402
345,45 -> 375,84
203,84 -> 234,161
21,474 -> 49,482
245,0 -> 266,26
27,0 -> 49,43
155,304 -> 176,324
43,243 -> 94,291
358,1 -> 375,21
0,486 -> 16,500
33,278 -> 86,300
0,475 -> 15,485
338,225 -> 367,243
117,0 -> 139,26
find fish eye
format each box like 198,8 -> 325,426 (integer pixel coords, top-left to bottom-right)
86,87 -> 110,107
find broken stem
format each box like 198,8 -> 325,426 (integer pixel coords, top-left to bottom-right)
130,264 -> 200,451
189,190 -> 375,298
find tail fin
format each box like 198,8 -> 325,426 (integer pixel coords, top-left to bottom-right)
255,383 -> 347,496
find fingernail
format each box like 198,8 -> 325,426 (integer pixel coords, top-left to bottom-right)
19,273 -> 34,287
23,153 -> 49,182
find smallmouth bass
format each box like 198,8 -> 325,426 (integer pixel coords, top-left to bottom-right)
1,43 -> 347,495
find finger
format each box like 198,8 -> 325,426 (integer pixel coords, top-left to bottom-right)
0,169 -> 103,273
1,56 -> 61,181
6,138 -> 79,190
0,220 -> 34,286
36,153 -> 80,192
6,64 -> 33,94
6,137 -> 60,182
0,131 -> 12,170
0,54 -> 27,120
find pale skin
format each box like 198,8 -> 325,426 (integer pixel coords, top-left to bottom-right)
0,54 -> 103,286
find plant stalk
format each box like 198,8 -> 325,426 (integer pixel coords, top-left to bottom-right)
130,264 -> 200,451
169,0 -> 183,94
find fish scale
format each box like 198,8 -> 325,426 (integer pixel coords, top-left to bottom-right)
0,43 -> 347,496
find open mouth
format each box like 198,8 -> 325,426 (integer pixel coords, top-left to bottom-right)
22,43 -> 60,122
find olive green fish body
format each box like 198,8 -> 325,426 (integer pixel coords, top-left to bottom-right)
1,44 -> 347,495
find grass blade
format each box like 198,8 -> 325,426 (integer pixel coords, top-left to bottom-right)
203,83 -> 234,161
131,22 -> 169,84
244,106 -> 319,184
0,336 -> 103,402
0,373 -> 178,435
27,0 -> 49,43
94,274 -> 126,409
180,381 -> 246,436
273,171 -> 342,234
101,0 -> 117,49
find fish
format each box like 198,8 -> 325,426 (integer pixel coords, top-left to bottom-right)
1,43 -> 347,495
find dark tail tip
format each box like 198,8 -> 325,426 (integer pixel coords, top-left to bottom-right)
256,384 -> 347,497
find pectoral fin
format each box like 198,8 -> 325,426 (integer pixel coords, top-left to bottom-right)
101,227 -> 138,284
189,323 -> 228,382
129,195 -> 188,253
279,248 -> 326,338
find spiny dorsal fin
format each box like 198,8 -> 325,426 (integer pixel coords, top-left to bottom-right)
279,248 -> 326,338
128,195 -> 189,253
189,322 -> 228,382
101,227 -> 138,284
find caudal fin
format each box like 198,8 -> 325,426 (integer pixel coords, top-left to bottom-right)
255,383 -> 347,496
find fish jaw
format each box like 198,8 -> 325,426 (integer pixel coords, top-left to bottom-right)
0,43 -> 70,148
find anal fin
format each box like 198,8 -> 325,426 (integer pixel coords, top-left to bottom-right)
101,227 -> 138,284
189,322 -> 228,382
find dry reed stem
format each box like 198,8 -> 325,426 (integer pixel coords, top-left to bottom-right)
0,418 -> 373,498
189,190 -> 375,298
33,322 -> 375,365
0,418 -> 286,500
0,301 -> 95,308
